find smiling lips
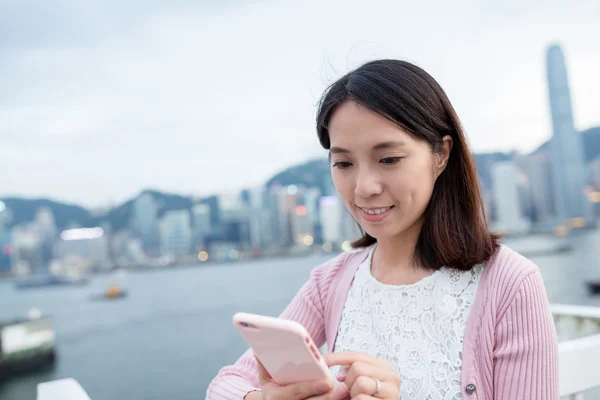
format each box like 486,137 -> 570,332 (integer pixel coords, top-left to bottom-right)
357,205 -> 395,222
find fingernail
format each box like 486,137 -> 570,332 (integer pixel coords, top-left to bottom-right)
334,385 -> 348,399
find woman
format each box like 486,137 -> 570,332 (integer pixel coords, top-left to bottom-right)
207,59 -> 558,400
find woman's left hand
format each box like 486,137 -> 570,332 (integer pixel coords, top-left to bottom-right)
324,351 -> 401,399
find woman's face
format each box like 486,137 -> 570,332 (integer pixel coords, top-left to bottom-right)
328,101 -> 451,242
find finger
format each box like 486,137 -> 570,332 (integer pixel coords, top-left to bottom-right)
276,380 -> 333,400
343,362 -> 397,392
324,351 -> 388,368
351,395 -> 376,400
349,376 -> 398,399
306,384 -> 349,400
336,366 -> 350,382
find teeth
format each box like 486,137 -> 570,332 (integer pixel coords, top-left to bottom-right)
361,207 -> 391,215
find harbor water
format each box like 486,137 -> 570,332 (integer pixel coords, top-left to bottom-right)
2,232 -> 600,399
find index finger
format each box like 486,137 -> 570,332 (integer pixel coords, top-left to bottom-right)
324,351 -> 385,368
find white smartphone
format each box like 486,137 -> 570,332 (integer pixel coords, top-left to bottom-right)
233,312 -> 334,386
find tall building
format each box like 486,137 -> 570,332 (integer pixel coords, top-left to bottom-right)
159,210 -> 192,257
35,207 -> 57,265
133,193 -> 158,253
245,187 -> 273,251
521,152 -> 556,222
291,205 -> 314,245
55,227 -> 110,269
10,224 -> 45,274
547,44 -> 588,220
192,204 -> 211,251
491,161 -> 531,234
267,185 -> 294,248
219,192 -> 251,248
35,207 -> 57,240
319,196 -> 343,244
0,201 -> 11,273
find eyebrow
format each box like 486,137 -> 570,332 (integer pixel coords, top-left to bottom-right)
329,141 -> 406,154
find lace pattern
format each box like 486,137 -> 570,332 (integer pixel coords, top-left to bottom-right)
331,247 -> 483,400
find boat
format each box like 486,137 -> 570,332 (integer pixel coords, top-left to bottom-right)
89,284 -> 128,301
586,280 -> 600,295
14,274 -> 89,289
0,312 -> 56,379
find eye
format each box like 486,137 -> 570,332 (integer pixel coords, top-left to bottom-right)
380,157 -> 403,165
332,161 -> 352,169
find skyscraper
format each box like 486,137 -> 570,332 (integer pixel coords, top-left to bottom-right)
318,196 -> 343,244
0,201 -> 11,273
192,204 -> 211,251
521,152 -> 556,223
133,193 -> 158,253
159,210 -> 192,257
491,161 -> 531,234
547,44 -> 588,220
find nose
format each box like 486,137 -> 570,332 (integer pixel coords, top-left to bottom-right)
354,166 -> 383,198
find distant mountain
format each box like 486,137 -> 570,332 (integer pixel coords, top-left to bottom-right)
3,127 -> 600,231
533,126 -> 600,162
266,158 -> 331,195
94,189 -> 195,232
0,197 -> 93,230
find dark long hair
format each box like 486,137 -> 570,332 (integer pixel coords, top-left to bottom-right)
316,59 -> 499,271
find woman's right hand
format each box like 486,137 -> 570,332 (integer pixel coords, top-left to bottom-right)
245,357 -> 349,400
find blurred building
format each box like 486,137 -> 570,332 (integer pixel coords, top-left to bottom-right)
110,230 -> 146,267
219,192 -> 251,249
10,224 -> 46,274
520,152 -> 556,223
192,204 -> 211,251
34,207 -> 57,266
291,205 -> 314,246
319,196 -> 343,245
54,227 -> 110,270
267,185 -> 294,248
0,201 -> 11,273
302,188 -> 322,243
133,193 -> 159,253
159,210 -> 192,257
491,161 -> 531,234
245,187 -> 274,252
547,44 -> 588,221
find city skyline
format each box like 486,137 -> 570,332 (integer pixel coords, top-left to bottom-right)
1,1 -> 599,207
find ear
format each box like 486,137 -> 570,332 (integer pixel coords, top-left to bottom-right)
434,135 -> 453,178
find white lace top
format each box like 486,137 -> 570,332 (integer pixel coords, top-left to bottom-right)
331,247 -> 484,400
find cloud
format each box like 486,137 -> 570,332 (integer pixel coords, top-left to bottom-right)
0,0 -> 598,206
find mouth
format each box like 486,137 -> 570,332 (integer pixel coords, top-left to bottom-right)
358,206 -> 393,215
356,205 -> 395,222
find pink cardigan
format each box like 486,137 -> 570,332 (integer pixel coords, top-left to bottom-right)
207,245 -> 558,399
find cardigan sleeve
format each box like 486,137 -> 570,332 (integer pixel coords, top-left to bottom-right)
205,261 -> 333,399
493,269 -> 558,399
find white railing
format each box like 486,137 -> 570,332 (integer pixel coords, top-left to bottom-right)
552,304 -> 600,399
37,378 -> 91,400
35,304 -> 600,400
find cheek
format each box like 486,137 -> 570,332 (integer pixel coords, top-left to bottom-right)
390,165 -> 435,202
331,171 -> 353,198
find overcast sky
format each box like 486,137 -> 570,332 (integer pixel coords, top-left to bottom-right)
1,0 -> 599,208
